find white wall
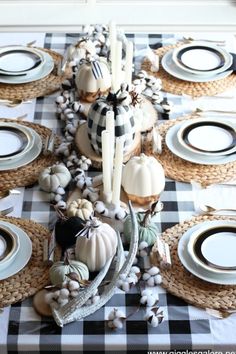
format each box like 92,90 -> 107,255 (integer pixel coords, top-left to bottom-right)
0,0 -> 236,32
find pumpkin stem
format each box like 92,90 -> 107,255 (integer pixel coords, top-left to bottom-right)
64,251 -> 71,265
140,201 -> 159,227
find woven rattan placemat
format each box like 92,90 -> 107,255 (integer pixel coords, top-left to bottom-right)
0,216 -> 60,307
0,48 -> 71,101
143,115 -> 236,186
151,214 -> 236,311
0,119 -> 60,195
142,43 -> 236,97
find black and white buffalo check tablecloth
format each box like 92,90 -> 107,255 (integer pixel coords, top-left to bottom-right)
0,32 -> 236,354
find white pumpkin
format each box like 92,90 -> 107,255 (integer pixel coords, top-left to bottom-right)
75,59 -> 111,102
67,198 -> 93,221
66,39 -> 96,64
122,153 -> 165,205
38,164 -> 71,193
75,218 -> 117,272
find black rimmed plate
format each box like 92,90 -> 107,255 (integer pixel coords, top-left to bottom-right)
193,225 -> 236,271
0,48 -> 42,76
177,118 -> 236,157
172,42 -> 233,76
176,45 -> 225,72
0,126 -> 29,159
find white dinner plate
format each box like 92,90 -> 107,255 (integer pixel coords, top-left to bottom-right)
0,221 -> 32,281
162,49 -> 233,82
172,42 -> 233,76
165,122 -> 236,165
0,127 -> 42,171
0,49 -> 54,84
0,122 -> 35,161
178,221 -> 236,285
177,118 -> 236,157
0,46 -> 44,76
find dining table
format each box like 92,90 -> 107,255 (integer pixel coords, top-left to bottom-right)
0,30 -> 236,354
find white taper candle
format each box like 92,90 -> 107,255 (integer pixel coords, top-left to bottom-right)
124,41 -> 133,88
106,110 -> 115,179
102,130 -> 112,198
112,136 -> 125,207
114,40 -> 123,92
109,21 -> 117,92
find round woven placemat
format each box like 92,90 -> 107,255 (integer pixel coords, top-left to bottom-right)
142,42 -> 236,97
151,214 -> 236,311
143,114 -> 236,186
0,48 -> 71,100
0,119 -> 60,196
0,216 -> 60,307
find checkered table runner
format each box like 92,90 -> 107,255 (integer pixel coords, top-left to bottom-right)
1,32 -> 235,354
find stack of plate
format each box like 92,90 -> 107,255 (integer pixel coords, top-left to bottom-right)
0,121 -> 42,170
161,42 -> 233,82
0,45 -> 54,84
165,117 -> 236,165
178,220 -> 236,285
0,220 -> 32,280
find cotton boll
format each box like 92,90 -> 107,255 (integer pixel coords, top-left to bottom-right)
130,266 -> 140,274
154,274 -> 162,284
113,318 -> 123,329
68,280 -> 80,291
50,300 -> 60,309
108,309 -> 116,320
148,266 -> 160,276
70,290 -> 80,298
139,249 -> 148,258
140,295 -> 148,305
122,282 -> 130,292
146,295 -> 156,307
141,289 -> 152,296
147,277 -> 155,287
143,272 -> 151,281
54,194 -> 63,203
57,297 -> 69,306
150,316 -> 159,327
59,288 -> 70,299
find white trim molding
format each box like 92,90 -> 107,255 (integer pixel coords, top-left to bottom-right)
0,0 -> 236,32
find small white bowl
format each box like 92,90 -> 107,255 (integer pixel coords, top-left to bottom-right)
0,224 -> 20,271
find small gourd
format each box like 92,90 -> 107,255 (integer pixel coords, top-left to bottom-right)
67,198 -> 93,221
38,164 -> 71,193
122,153 -> 165,205
123,203 -> 160,246
49,258 -> 89,286
75,218 -> 117,272
87,89 -> 135,155
75,59 -> 111,102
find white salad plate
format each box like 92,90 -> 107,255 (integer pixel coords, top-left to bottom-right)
162,49 -> 233,82
0,49 -> 54,84
165,122 -> 236,165
0,126 -> 42,171
177,118 -> 236,157
172,42 -> 233,76
0,221 -> 32,281
0,46 -> 44,76
0,122 -> 35,161
178,220 -> 236,285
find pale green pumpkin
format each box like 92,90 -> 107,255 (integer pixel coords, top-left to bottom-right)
49,260 -> 89,285
123,212 -> 159,246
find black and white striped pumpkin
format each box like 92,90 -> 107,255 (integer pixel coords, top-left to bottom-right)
87,90 -> 135,155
